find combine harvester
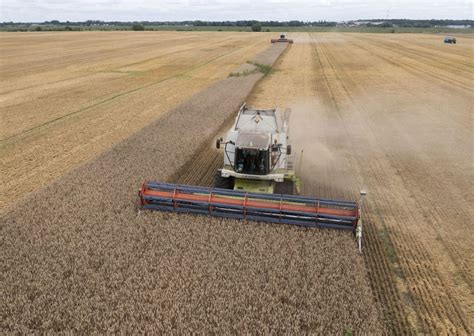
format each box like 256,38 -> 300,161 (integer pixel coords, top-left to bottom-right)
271,33 -> 293,44
139,104 -> 366,251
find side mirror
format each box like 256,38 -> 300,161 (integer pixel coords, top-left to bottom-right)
287,145 -> 292,155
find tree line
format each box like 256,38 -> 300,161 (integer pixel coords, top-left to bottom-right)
1,19 -> 471,31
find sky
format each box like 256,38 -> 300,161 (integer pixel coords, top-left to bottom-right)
1,0 -> 472,22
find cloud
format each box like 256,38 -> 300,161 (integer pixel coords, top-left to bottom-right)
1,0 -> 472,22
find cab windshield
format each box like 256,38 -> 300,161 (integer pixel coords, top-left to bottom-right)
235,148 -> 268,175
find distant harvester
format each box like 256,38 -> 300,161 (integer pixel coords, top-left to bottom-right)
444,36 -> 457,44
271,33 -> 294,44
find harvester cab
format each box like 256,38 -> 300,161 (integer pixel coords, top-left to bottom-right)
215,104 -> 298,195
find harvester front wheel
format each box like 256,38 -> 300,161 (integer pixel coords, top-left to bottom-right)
214,173 -> 234,189
274,180 -> 294,195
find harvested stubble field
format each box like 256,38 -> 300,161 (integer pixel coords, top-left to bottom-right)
0,31 -> 271,209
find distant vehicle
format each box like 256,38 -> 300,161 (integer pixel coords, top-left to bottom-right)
444,36 -> 457,44
271,33 -> 293,44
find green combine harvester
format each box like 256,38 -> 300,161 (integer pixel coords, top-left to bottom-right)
139,104 -> 366,251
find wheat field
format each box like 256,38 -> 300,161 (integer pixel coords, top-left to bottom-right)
2,31 -> 472,334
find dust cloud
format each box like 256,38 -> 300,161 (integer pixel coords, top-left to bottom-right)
287,99 -> 366,199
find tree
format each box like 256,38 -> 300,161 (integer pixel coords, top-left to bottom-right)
132,23 -> 145,31
35,26 -> 42,31
251,23 -> 262,32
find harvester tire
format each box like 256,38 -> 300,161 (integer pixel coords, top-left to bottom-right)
275,180 -> 294,195
214,173 -> 234,189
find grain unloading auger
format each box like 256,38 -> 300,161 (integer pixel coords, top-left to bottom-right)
139,104 -> 366,251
